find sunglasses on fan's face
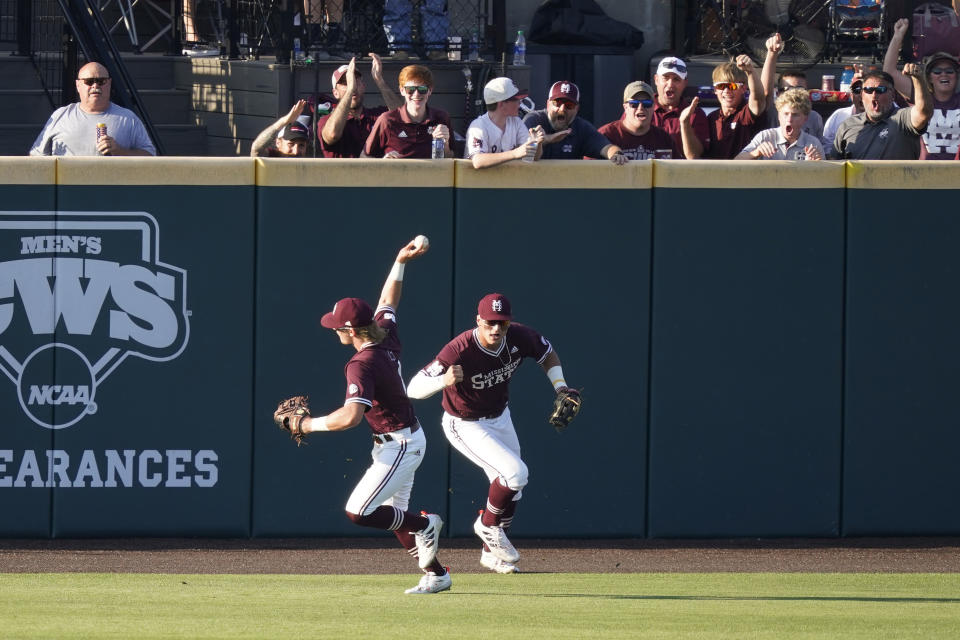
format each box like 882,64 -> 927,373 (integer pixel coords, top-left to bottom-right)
403,85 -> 429,96
861,85 -> 889,94
930,67 -> 957,75
713,82 -> 742,91
78,77 -> 110,86
626,99 -> 654,109
851,84 -> 863,94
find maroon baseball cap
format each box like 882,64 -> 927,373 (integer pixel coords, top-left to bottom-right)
320,297 -> 374,329
548,80 -> 580,104
332,65 -> 362,88
477,293 -> 512,322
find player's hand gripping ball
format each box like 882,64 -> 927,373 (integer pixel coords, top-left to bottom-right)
549,387 -> 582,433
274,395 -> 312,446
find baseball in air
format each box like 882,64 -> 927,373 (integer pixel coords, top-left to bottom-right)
414,235 -> 429,250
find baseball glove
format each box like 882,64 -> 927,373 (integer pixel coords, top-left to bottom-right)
548,387 -> 582,433
274,395 -> 311,446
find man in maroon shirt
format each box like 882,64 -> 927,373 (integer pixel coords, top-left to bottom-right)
651,56 -> 710,158
407,293 -> 577,574
363,64 -> 453,158
318,54 -> 403,158
600,80 -> 686,159
291,237 -> 450,594
704,55 -> 768,159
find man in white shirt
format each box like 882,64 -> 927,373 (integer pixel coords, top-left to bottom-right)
30,62 -> 155,156
464,77 -> 544,169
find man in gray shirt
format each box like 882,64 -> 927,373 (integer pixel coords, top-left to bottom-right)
30,62 -> 155,156
830,67 -> 932,160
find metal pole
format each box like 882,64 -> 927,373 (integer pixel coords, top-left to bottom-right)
16,0 -> 32,57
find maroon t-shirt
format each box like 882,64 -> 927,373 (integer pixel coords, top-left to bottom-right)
652,98 -> 710,156
705,102 -> 768,159
364,106 -> 452,158
317,106 -> 387,158
598,120 -> 682,160
421,323 -> 552,420
343,306 -> 417,434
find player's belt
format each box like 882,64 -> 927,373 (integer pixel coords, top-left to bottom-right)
372,421 -> 420,445
460,408 -> 504,422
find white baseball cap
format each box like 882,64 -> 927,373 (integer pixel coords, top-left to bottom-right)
483,77 -> 526,105
656,57 -> 688,80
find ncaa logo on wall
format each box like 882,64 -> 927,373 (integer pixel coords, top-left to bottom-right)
0,211 -> 190,429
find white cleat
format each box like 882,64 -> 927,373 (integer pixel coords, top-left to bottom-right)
473,515 -> 520,563
404,570 -> 452,594
415,513 -> 443,569
481,549 -> 519,574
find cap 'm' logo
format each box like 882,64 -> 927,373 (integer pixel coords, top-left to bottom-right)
492,299 -> 503,312
561,83 -> 571,94
0,211 -> 190,430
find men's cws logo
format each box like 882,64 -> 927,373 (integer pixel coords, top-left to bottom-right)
0,212 -> 190,429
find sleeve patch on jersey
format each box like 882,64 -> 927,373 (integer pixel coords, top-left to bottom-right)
349,383 -> 359,395
425,361 -> 444,377
383,312 -> 396,322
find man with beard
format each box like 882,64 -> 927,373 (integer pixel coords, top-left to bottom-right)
30,62 -> 155,156
884,19 -> 960,160
831,67 -> 932,160
318,54 -> 403,158
363,64 -> 452,158
651,56 -> 710,157
703,55 -> 768,159
735,88 -> 824,160
522,80 -> 628,164
250,99 -> 311,157
599,81 -> 686,159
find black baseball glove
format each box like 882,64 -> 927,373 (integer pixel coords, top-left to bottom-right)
548,387 -> 582,433
274,395 -> 311,446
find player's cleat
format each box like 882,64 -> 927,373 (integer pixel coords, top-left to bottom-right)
480,549 -> 519,574
473,515 -> 520,563
415,512 -> 443,569
404,569 -> 452,594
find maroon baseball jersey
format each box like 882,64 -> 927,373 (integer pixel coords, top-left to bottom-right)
364,106 -> 452,158
343,306 -> 417,434
652,98 -> 710,156
705,101 -> 768,159
598,120 -> 681,160
317,106 -> 387,158
421,323 -> 552,420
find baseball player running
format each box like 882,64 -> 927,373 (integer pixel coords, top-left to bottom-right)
407,293 -> 576,573
273,238 -> 449,594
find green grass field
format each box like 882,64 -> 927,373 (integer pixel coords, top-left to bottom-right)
2,573 -> 959,639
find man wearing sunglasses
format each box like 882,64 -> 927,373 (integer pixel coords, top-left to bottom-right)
599,81 -> 685,159
704,54 -> 768,159
830,66 -> 932,160
884,20 -> 960,159
465,77 -> 545,169
319,55 -> 404,158
30,62 -> 155,157
522,80 -> 628,164
652,56 -> 710,158
363,64 -> 452,159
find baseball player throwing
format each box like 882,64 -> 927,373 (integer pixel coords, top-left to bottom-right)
273,237 -> 449,594
407,293 -> 576,573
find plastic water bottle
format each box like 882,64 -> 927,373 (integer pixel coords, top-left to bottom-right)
469,29 -> 480,61
840,65 -> 854,93
293,37 -> 304,61
512,30 -> 526,66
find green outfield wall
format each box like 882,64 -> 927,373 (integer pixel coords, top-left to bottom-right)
0,157 -> 956,539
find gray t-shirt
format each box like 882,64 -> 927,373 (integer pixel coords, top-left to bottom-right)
830,107 -> 924,160
29,102 -> 156,156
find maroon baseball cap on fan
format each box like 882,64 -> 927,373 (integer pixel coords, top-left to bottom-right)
548,80 -> 580,104
332,65 -> 362,88
477,293 -> 512,322
320,297 -> 374,329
